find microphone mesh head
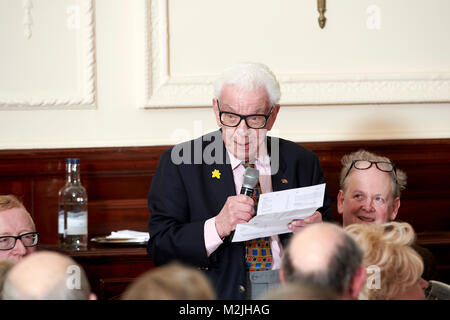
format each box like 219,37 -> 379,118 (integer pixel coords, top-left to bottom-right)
242,167 -> 259,189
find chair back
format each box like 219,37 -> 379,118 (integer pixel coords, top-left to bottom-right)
425,280 -> 450,300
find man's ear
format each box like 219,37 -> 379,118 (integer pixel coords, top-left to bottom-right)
349,266 -> 366,299
265,104 -> 280,131
212,98 -> 222,127
390,197 -> 400,221
337,189 -> 344,215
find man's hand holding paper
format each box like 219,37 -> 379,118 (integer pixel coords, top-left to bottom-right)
232,183 -> 326,242
288,210 -> 323,232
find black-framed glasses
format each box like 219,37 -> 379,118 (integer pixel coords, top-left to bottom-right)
0,232 -> 39,251
343,160 -> 397,182
217,100 -> 273,129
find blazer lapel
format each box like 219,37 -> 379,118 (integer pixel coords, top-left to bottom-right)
204,132 -> 236,216
268,136 -> 290,192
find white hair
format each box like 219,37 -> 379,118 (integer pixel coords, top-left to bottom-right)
213,62 -> 281,105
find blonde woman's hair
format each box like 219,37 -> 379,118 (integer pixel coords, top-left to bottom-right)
345,222 -> 423,300
339,149 -> 407,199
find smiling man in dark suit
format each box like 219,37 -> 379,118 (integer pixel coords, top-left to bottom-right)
147,63 -> 332,299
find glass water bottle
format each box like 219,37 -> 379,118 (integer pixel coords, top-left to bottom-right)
58,158 -> 88,249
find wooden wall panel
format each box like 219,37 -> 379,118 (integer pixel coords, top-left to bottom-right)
0,140 -> 449,244
311,139 -> 450,233
0,146 -> 166,244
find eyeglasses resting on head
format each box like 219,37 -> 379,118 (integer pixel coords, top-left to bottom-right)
343,160 -> 397,183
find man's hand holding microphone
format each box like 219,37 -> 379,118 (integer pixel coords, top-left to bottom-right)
215,167 -> 259,240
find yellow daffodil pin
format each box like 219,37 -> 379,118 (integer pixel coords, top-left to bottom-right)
212,169 -> 221,179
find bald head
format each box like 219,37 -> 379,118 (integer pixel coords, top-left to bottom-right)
281,222 -> 364,298
289,223 -> 345,274
3,251 -> 93,300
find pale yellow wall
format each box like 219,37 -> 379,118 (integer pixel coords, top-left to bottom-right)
0,0 -> 449,150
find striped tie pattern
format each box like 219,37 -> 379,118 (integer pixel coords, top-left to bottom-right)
242,161 -> 273,271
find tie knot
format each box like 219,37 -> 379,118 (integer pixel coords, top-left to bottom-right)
242,161 -> 255,169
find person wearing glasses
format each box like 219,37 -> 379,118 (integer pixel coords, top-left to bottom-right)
337,149 -> 405,227
0,195 -> 39,262
147,62 -> 332,300
337,149 -> 437,281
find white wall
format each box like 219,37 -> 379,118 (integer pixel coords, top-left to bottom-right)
0,0 -> 449,149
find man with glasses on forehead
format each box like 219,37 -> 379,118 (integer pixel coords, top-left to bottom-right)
337,150 -> 406,227
337,149 -> 437,281
148,62 -> 332,299
0,195 -> 39,262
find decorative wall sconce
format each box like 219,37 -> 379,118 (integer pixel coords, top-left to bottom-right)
317,0 -> 326,29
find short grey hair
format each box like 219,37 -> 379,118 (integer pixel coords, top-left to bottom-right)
282,230 -> 363,296
339,149 -> 407,199
213,62 -> 281,106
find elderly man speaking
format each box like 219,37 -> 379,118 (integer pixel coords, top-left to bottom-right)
147,63 -> 332,299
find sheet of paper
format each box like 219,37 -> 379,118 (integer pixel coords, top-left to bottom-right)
232,183 -> 325,242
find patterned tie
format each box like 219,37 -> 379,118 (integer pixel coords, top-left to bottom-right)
242,161 -> 273,271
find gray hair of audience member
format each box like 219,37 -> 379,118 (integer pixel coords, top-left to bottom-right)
282,224 -> 364,296
339,149 -> 407,199
2,251 -> 92,300
261,281 -> 340,300
213,62 -> 281,106
0,260 -> 15,299
122,261 -> 216,300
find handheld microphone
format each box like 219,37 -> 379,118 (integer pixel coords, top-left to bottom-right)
240,167 -> 259,197
228,167 -> 259,242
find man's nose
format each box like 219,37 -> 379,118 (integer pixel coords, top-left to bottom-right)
11,238 -> 27,256
362,198 -> 375,211
237,118 -> 249,130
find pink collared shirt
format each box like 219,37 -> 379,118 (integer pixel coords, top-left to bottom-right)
203,151 -> 283,270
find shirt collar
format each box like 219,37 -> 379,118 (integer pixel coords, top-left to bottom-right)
227,150 -> 243,171
226,150 -> 271,172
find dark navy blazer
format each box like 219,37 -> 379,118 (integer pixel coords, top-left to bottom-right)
147,131 -> 332,299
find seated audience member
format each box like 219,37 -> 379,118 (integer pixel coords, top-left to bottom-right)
337,150 -> 437,280
0,195 -> 38,262
0,260 -> 15,299
2,251 -> 96,300
122,262 -> 216,300
345,222 -> 428,300
261,281 -> 339,300
279,222 -> 366,300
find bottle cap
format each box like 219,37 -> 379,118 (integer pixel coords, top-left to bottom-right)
66,158 -> 80,164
